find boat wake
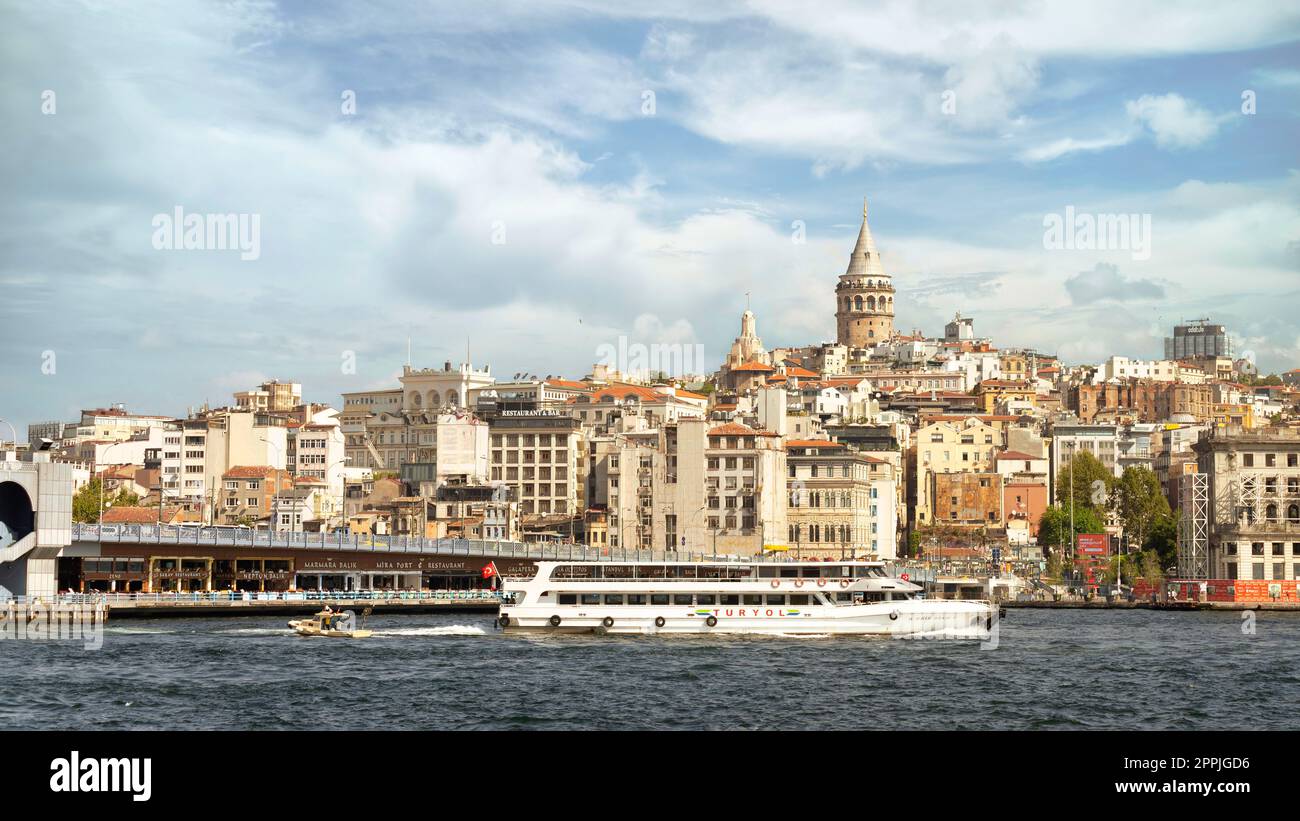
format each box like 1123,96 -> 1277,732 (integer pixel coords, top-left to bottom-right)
371,625 -> 488,637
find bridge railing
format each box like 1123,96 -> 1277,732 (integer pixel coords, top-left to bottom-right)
0,589 -> 505,607
70,523 -> 745,563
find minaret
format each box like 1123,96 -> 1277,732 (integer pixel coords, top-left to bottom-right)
835,197 -> 895,348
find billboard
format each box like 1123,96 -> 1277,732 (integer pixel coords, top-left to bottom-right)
1076,533 -> 1109,556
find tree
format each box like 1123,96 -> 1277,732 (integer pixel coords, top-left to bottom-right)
72,478 -> 140,523
1038,504 -> 1106,555
1146,511 -> 1178,569
1116,466 -> 1170,550
1137,549 -> 1164,583
1054,450 -> 1114,513
907,531 -> 921,556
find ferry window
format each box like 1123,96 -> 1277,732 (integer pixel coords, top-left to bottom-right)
789,594 -> 810,605
888,592 -> 910,601
853,566 -> 870,576
651,594 -> 670,606
836,592 -> 854,602
721,594 -> 740,605
679,566 -> 698,578
559,594 -> 577,605
673,594 -> 693,606
604,594 -> 625,605
800,566 -> 821,578
638,566 -> 666,578
743,594 -> 762,606
779,567 -> 799,578
757,565 -> 777,578
580,594 -> 601,605
696,594 -> 716,605
766,594 -> 785,605
627,594 -> 648,605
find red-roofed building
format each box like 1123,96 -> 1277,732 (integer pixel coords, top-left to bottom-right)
101,505 -> 188,525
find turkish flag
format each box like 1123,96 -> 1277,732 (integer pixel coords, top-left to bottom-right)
481,562 -> 498,579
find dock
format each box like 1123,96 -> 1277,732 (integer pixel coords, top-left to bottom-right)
1001,599 -> 1300,611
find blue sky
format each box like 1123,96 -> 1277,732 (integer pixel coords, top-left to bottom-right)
2,1 -> 1299,438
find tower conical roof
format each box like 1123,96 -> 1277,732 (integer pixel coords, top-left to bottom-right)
843,197 -> 888,279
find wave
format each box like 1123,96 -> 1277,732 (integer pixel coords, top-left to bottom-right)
371,625 -> 488,637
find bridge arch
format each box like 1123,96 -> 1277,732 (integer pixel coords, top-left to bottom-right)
0,480 -> 35,548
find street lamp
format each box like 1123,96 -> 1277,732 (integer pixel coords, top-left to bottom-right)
98,440 -> 132,525
0,417 -> 18,458
260,437 -> 285,533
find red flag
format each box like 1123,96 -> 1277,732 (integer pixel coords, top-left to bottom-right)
481,561 -> 498,579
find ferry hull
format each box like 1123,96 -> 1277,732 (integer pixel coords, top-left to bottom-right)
500,600 -> 994,639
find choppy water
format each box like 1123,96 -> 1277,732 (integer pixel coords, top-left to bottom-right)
3,609 -> 1297,730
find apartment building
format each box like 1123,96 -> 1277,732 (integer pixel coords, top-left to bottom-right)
914,417 -> 1004,527
975,379 -> 1036,414
234,380 -> 302,413
1072,380 -> 1212,423
785,439 -> 897,559
488,412 -> 583,518
218,466 -> 294,526
932,472 -> 1003,529
1051,423 -> 1122,485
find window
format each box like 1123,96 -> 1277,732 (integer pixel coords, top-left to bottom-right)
697,594 -> 716,605
720,594 -> 739,605
765,594 -> 785,605
580,594 -> 600,605
558,594 -> 577,605
603,594 -> 624,605
627,594 -> 647,605
742,594 -> 762,606
673,594 -> 693,606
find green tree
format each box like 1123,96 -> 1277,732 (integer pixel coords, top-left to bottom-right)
1137,549 -> 1165,583
907,531 -> 921,556
1116,466 -> 1170,550
1038,504 -> 1106,555
72,479 -> 140,523
1054,450 -> 1114,513
1146,511 -> 1177,569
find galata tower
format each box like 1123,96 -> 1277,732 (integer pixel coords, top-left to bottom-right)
835,198 -> 894,348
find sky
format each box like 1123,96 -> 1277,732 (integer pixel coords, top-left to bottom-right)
2,0 -> 1299,439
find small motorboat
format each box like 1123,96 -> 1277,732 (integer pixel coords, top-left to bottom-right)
288,606 -> 373,638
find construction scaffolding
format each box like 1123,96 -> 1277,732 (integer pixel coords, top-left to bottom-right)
1177,471 -> 1209,579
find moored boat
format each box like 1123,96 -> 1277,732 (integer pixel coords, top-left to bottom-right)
496,560 -> 994,638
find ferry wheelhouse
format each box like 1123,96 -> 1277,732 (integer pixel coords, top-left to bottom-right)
497,560 -> 994,638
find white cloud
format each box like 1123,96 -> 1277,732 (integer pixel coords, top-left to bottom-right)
1020,133 -> 1134,163
1126,93 -> 1229,149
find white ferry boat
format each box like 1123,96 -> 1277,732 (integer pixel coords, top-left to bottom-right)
496,560 -> 994,638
